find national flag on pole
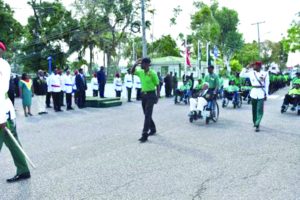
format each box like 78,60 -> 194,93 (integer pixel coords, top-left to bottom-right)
186,47 -> 192,67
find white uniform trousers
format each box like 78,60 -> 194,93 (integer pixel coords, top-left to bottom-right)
36,95 -> 47,113
189,97 -> 207,112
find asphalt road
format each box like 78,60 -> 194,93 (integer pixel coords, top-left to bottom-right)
0,88 -> 299,200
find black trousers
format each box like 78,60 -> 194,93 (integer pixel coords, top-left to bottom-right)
77,90 -> 86,108
127,87 -> 132,101
93,90 -> 98,97
8,91 -> 15,105
46,92 -> 52,107
283,94 -> 300,106
66,93 -> 72,108
141,92 -> 157,135
52,92 -> 61,111
115,90 -> 121,97
99,83 -> 105,98
136,88 -> 142,100
60,91 -> 65,106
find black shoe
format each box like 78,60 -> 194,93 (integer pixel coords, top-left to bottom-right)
255,125 -> 260,132
46,106 -> 52,108
55,110 -> 63,112
38,112 -> 44,115
7,172 -> 31,183
148,130 -> 156,136
139,134 -> 148,143
67,107 -> 74,110
28,113 -> 33,116
43,112 -> 48,114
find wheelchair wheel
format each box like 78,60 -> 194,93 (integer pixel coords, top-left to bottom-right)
237,96 -> 242,108
211,101 -> 219,122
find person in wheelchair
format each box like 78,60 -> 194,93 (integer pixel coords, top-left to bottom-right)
222,80 -> 240,107
174,80 -> 191,104
189,82 -> 210,118
241,78 -> 252,103
281,80 -> 300,114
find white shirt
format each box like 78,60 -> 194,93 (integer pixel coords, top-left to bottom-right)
124,74 -> 133,88
249,70 -> 269,99
91,77 -> 98,90
64,74 -> 73,94
46,75 -> 52,92
0,58 -> 11,124
134,75 -> 141,89
50,74 -> 61,92
72,76 -> 77,90
113,77 -> 123,91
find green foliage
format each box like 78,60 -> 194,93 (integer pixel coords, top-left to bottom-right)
230,59 -> 242,73
20,0 -> 78,72
234,42 -> 259,67
0,0 -> 23,60
148,35 -> 181,57
282,12 -> 300,52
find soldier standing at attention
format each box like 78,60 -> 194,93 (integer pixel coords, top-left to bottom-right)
131,58 -> 160,143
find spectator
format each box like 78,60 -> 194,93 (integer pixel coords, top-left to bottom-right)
19,73 -> 33,117
33,70 -> 48,115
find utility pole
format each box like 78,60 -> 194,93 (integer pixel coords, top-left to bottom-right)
141,0 -> 147,57
251,21 -> 265,59
197,40 -> 201,78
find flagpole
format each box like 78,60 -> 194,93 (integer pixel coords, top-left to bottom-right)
197,40 -> 201,78
206,41 -> 210,74
184,36 -> 187,79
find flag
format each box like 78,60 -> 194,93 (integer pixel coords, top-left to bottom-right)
186,47 -> 192,67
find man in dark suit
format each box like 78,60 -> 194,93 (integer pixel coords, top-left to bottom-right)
97,66 -> 106,98
75,68 -> 87,108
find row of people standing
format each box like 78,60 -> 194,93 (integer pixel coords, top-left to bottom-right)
113,69 -> 142,101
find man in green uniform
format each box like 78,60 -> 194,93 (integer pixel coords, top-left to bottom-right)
0,41 -> 31,183
204,65 -> 219,98
281,79 -> 300,115
131,58 -> 160,143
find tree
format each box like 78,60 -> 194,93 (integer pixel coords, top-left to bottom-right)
0,0 -> 23,62
229,59 -> 242,73
282,12 -> 300,53
234,41 -> 259,67
20,0 -> 78,72
148,35 -> 180,57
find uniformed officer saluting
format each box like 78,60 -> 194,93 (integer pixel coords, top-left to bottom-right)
0,41 -> 31,183
131,58 -> 160,143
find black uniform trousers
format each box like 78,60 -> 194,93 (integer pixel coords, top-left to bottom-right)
141,91 -> 157,135
77,90 -> 86,108
66,93 -> 72,109
127,87 -> 132,101
136,88 -> 142,100
52,92 -> 61,111
46,92 -> 52,107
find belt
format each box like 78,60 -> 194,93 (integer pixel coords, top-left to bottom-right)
142,90 -> 156,94
51,85 -> 60,87
252,86 -> 264,88
65,84 -> 73,86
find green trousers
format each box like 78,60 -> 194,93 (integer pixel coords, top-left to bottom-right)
0,119 -> 30,175
251,98 -> 264,127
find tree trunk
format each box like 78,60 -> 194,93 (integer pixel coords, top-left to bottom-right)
89,44 -> 93,75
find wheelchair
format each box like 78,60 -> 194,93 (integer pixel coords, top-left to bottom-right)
281,94 -> 300,115
241,89 -> 251,104
189,97 -> 219,124
175,89 -> 191,105
222,91 -> 242,108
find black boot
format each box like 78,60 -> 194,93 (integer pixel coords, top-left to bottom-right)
7,172 -> 31,183
139,133 -> 148,143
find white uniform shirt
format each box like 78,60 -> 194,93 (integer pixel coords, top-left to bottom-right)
46,75 -> 52,92
134,75 -> 141,89
124,74 -> 133,88
113,77 -> 123,91
50,74 -> 62,92
64,74 -> 73,94
0,58 -> 11,124
91,77 -> 98,90
249,70 -> 269,99
72,76 -> 77,91
60,74 -> 65,92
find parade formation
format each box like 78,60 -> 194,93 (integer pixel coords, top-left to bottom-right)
1,0 -> 300,199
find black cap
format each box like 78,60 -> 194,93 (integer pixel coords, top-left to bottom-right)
208,65 -> 214,69
142,57 -> 151,64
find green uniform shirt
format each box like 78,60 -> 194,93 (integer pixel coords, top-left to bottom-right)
292,77 -> 300,86
241,86 -> 252,91
288,88 -> 300,95
194,83 -> 203,91
204,73 -> 219,89
225,85 -> 239,93
135,67 -> 159,92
